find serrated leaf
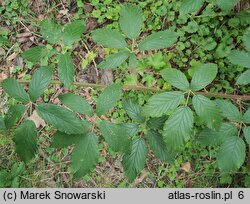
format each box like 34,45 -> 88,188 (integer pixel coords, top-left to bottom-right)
22,46 -> 48,63
190,63 -> 218,91
96,84 -> 122,116
243,27 -> 250,52
243,126 -> 250,145
236,70 -> 250,85
163,106 -> 193,151
58,53 -> 74,88
98,50 -> 130,69
92,28 -> 127,48
119,4 -> 144,39
192,95 -> 222,130
243,107 -> 250,123
62,20 -> 86,46
29,66 -> 53,101
71,133 -> 99,178
0,170 -> 11,187
13,120 -> 38,162
40,19 -> 62,44
198,122 -> 238,146
138,30 -> 178,51
180,0 -> 205,14
216,0 -> 241,12
217,137 -> 245,172
51,131 -> 83,148
122,138 -> 147,181
2,78 -> 30,102
4,105 -> 26,129
147,115 -> 168,130
128,53 -> 138,67
98,120 -> 131,154
161,68 -> 189,91
216,99 -> 242,122
59,93 -> 93,116
122,99 -> 145,123
37,103 -> 86,134
228,50 -> 250,68
0,116 -> 5,130
146,130 -> 174,163
120,123 -> 140,136
142,91 -> 184,117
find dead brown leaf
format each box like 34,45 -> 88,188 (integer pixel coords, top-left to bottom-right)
28,110 -> 45,128
180,162 -> 191,172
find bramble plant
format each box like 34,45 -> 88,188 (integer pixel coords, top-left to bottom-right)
1,3 -> 250,183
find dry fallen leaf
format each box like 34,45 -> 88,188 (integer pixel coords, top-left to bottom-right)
180,162 -> 191,172
28,110 -> 45,128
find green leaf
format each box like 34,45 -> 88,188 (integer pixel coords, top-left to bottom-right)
22,46 -> 48,63
0,116 -> 5,130
243,107 -> 250,123
161,68 -> 189,91
146,130 -> 174,163
146,116 -> 168,130
128,53 -> 138,67
4,105 -> 26,129
217,137 -> 245,172
243,126 -> 250,145
142,91 -> 184,117
62,20 -> 86,46
216,100 -> 242,122
98,50 -> 130,69
92,28 -> 127,48
119,4 -> 144,39
71,133 -> 99,178
58,53 -> 74,88
37,103 -> 86,135
198,122 -> 238,146
122,138 -> 147,181
122,99 -> 145,123
29,66 -> 53,101
59,93 -> 94,116
138,30 -> 178,51
2,78 -> 30,102
40,19 -> 62,44
237,70 -> 250,85
98,120 -> 131,154
120,123 -> 140,136
180,0 -> 205,14
51,131 -> 83,148
163,106 -> 193,151
192,95 -> 222,130
13,120 -> 38,162
243,27 -> 250,52
228,50 -> 250,68
190,63 -> 218,91
0,170 -> 11,187
96,84 -> 122,116
216,0 -> 241,12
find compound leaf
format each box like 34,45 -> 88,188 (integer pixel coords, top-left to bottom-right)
217,137 -> 245,172
142,91 -> 184,117
13,120 -> 38,162
40,19 -> 62,44
58,53 -> 74,88
119,4 -> 144,39
122,138 -> 147,181
163,106 -> 194,151
2,78 -> 30,102
4,105 -> 26,129
51,131 -> 83,148
96,84 -> 122,116
138,30 -> 178,51
59,93 -> 94,116
190,63 -> 218,91
146,130 -> 174,163
161,68 -> 189,91
98,50 -> 130,69
22,46 -> 48,63
71,133 -> 99,179
92,28 -> 127,48
98,120 -> 131,154
122,99 -> 145,123
192,95 -> 222,130
29,66 -> 53,102
37,103 -> 86,135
